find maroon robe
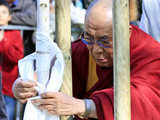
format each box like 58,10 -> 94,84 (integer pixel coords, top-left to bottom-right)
72,25 -> 160,120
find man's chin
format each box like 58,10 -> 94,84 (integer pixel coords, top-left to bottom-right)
96,62 -> 113,68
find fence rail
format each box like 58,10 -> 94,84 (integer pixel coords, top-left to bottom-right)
0,25 -> 35,37
0,25 -> 35,30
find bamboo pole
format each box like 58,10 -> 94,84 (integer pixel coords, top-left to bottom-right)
129,0 -> 139,21
55,0 -> 72,120
112,0 -> 131,120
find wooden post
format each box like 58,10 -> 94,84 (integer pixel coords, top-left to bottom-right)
112,0 -> 131,120
129,0 -> 139,21
55,0 -> 72,120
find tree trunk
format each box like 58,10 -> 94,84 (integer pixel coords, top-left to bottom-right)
113,0 -> 131,120
129,0 -> 139,21
55,0 -> 72,120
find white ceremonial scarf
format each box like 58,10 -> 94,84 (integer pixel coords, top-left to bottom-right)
18,42 -> 64,120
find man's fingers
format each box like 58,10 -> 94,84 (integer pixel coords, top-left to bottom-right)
44,105 -> 56,111
32,98 -> 56,106
38,104 -> 56,111
48,110 -> 57,115
16,92 -> 36,99
14,90 -> 37,100
16,87 -> 37,93
16,81 -> 37,88
41,92 -> 58,98
48,110 -> 69,116
19,99 -> 28,104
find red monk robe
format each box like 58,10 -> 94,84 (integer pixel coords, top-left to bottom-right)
72,25 -> 160,120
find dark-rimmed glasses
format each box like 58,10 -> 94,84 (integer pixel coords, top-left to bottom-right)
80,32 -> 112,48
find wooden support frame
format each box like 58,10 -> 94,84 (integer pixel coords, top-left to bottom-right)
113,0 -> 131,120
55,0 -> 72,120
129,0 -> 140,21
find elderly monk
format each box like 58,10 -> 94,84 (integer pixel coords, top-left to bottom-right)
12,0 -> 160,119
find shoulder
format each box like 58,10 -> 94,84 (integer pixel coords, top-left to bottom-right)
72,39 -> 89,62
5,30 -> 21,36
72,39 -> 88,55
17,0 -> 36,8
130,25 -> 160,68
130,25 -> 160,51
4,30 -> 22,41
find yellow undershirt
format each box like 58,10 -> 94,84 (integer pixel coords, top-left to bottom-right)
86,54 -> 98,92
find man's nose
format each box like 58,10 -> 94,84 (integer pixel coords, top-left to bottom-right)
92,43 -> 103,53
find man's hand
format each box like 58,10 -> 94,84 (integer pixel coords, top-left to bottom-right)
32,92 -> 85,116
13,78 -> 38,104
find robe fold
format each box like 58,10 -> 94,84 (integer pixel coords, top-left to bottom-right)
72,25 -> 160,120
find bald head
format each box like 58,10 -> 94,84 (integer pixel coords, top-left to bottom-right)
83,0 -> 113,68
85,0 -> 112,30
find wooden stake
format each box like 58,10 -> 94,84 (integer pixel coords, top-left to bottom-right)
129,0 -> 139,21
113,0 -> 131,120
55,0 -> 72,120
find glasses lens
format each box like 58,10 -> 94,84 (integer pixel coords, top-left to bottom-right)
81,32 -> 112,48
97,40 -> 112,48
81,33 -> 94,45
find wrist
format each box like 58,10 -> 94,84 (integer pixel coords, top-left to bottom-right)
77,99 -> 97,119
75,99 -> 86,115
83,99 -> 92,118
77,99 -> 93,118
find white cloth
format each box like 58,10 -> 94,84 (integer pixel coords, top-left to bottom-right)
18,42 -> 64,120
71,3 -> 86,24
51,1 -> 86,24
139,0 -> 160,42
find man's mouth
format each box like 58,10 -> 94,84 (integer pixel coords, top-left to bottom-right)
96,58 -> 108,63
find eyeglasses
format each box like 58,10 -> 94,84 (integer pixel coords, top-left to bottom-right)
80,32 -> 112,48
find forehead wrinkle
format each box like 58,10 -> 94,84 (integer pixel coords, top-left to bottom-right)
85,6 -> 112,32
85,12 -> 108,33
95,29 -> 113,38
85,19 -> 96,35
84,0 -> 113,39
85,15 -> 112,34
